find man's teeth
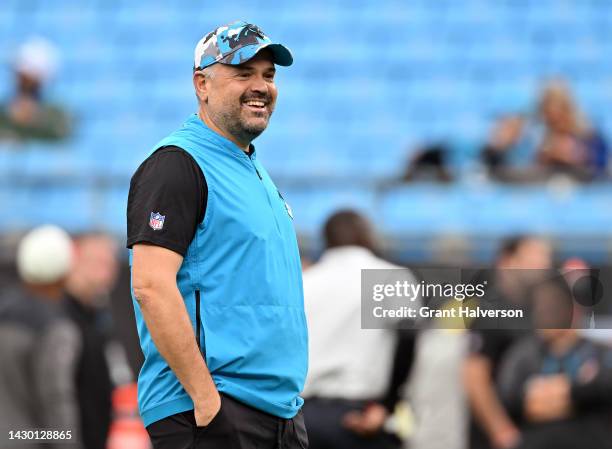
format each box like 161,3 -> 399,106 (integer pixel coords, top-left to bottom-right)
245,100 -> 265,108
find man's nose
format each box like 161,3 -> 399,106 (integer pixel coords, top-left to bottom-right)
248,75 -> 268,94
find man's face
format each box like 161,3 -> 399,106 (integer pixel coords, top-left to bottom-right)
16,71 -> 41,96
72,236 -> 119,302
501,238 -> 552,270
496,238 -> 553,301
196,50 -> 277,144
532,283 -> 573,329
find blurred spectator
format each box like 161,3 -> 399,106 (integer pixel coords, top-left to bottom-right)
406,329 -> 469,449
402,144 -> 453,183
0,37 -> 71,142
358,299 -> 469,449
480,115 -> 527,180
374,326 -> 468,449
0,225 -> 82,448
528,275 -> 575,329
498,324 -> 612,449
64,233 -> 120,449
302,210 -> 416,449
464,236 -> 552,449
536,80 -> 608,181
480,80 -> 609,183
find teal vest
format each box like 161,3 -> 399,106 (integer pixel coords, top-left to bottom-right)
130,115 -> 308,427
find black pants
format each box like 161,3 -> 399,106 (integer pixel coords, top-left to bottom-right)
302,398 -> 401,449
146,394 -> 308,449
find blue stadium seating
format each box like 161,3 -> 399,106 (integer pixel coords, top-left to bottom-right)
1,0 -> 611,260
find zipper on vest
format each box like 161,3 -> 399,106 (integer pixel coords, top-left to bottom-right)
195,290 -> 203,354
248,157 -> 281,234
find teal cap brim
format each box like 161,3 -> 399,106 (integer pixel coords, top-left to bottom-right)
219,42 -> 293,67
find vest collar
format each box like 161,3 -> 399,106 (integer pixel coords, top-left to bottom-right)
188,114 -> 257,160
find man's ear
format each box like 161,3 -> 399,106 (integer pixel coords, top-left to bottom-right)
193,71 -> 208,103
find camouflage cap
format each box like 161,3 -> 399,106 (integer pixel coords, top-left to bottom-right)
194,21 -> 293,70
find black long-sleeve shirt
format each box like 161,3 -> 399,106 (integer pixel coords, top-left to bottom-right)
380,328 -> 417,412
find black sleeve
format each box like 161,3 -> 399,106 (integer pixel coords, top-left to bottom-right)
496,338 -> 540,423
468,329 -> 512,366
126,146 -> 207,256
381,328 -> 417,412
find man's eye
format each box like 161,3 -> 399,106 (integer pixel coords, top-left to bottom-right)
237,72 -> 251,79
265,74 -> 275,81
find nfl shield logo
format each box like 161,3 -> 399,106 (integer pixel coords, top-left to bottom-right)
149,212 -> 165,231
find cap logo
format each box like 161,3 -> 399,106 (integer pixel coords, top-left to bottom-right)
245,24 -> 266,39
221,23 -> 266,50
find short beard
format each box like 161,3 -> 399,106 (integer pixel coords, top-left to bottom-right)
223,109 -> 268,143
209,93 -> 274,146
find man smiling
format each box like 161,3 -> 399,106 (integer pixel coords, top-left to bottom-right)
127,21 -> 308,449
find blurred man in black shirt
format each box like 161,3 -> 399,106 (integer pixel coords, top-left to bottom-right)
64,234 -> 119,449
464,236 -> 552,449
498,279 -> 612,449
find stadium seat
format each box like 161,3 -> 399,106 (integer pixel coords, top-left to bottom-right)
1,0 -> 612,250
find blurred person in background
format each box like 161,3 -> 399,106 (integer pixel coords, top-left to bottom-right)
0,225 -> 82,448
464,236 -> 552,449
355,325 -> 469,449
386,328 -> 469,449
64,233 -> 119,449
401,143 -> 454,183
0,37 -> 71,142
302,210 -> 416,449
480,115 -> 527,181
535,80 -> 608,181
480,80 -> 609,183
498,278 -> 612,449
